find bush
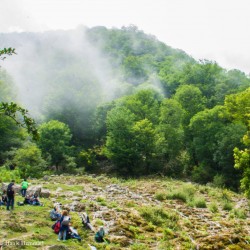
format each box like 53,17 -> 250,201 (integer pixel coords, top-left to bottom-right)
213,174 -> 226,188
222,202 -> 233,211
140,206 -> 179,228
220,189 -> 232,202
166,184 -> 196,203
0,166 -> 21,183
155,192 -> 166,201
166,191 -> 187,202
193,197 -> 207,208
12,143 -> 47,178
230,208 -> 247,219
209,202 -> 219,213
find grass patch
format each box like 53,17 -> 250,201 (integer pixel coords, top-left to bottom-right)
140,206 -> 179,229
193,197 -> 207,208
96,196 -> 107,206
222,202 -> 233,211
166,183 -> 196,203
155,192 -> 166,201
125,200 -> 136,207
209,202 -> 219,213
230,208 -> 247,219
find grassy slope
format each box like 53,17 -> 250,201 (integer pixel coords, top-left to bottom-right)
0,175 -> 250,250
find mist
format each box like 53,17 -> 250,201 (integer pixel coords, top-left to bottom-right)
0,27 -> 124,117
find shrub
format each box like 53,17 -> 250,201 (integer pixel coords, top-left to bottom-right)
166,184 -> 196,203
221,189 -> 232,202
155,192 -> 166,201
213,174 -> 226,188
194,197 -> 207,208
166,191 -> 187,202
230,208 -> 247,219
0,166 -> 21,183
140,206 -> 179,228
222,202 -> 233,211
209,202 -> 219,213
12,143 -> 47,178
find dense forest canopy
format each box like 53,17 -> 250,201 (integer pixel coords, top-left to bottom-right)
0,26 -> 249,194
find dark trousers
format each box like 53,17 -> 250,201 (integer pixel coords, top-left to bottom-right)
7,195 -> 14,210
21,188 -> 27,197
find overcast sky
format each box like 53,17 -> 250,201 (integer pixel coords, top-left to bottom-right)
1,0 -> 250,74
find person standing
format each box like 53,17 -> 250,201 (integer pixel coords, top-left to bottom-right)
58,210 -> 70,241
21,179 -> 29,197
6,180 -> 15,210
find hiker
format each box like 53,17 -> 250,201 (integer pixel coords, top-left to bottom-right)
6,180 -> 15,210
95,226 -> 105,243
30,194 -> 42,206
68,224 -> 81,241
50,206 -> 61,221
0,190 -> 7,206
24,194 -> 32,204
81,212 -> 94,231
21,179 -> 29,197
58,210 -> 71,241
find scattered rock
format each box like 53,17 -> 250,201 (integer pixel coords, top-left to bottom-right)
43,175 -> 50,181
2,183 -> 21,193
26,185 -> 42,196
3,222 -> 27,232
92,186 -> 102,192
108,235 -> 132,247
40,188 -> 50,198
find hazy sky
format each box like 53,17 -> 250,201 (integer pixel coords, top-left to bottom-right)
1,0 -> 250,74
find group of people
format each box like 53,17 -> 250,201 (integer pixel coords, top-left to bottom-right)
1,179 -> 106,244
0,179 -> 43,210
50,205 -> 105,243
50,205 -> 82,241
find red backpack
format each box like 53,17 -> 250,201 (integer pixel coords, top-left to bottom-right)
54,221 -> 61,234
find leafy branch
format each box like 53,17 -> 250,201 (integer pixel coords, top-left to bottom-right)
0,47 -> 16,60
0,102 -> 39,140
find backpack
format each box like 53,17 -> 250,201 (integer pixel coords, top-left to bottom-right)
53,221 -> 61,234
61,216 -> 70,226
7,183 -> 14,196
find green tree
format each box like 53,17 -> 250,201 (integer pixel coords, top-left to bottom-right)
105,105 -> 163,175
158,99 -> 184,160
132,119 -> 163,174
225,88 -> 250,195
174,84 -> 206,126
189,106 -> 228,183
38,120 -> 74,172
234,130 -> 250,196
13,142 -> 46,178
121,89 -> 162,124
105,106 -> 137,174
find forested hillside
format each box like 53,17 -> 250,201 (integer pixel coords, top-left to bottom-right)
0,26 -> 249,194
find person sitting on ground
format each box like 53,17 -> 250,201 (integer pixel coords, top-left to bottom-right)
0,190 -> 7,206
67,223 -> 81,241
81,212 -> 94,231
58,210 -> 71,241
50,206 -> 61,221
95,226 -> 105,243
30,194 -> 42,206
21,179 -> 29,197
24,194 -> 32,204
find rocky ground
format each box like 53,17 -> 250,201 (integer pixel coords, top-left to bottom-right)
0,174 -> 250,250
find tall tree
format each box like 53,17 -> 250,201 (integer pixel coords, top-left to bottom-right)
38,120 -> 73,171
